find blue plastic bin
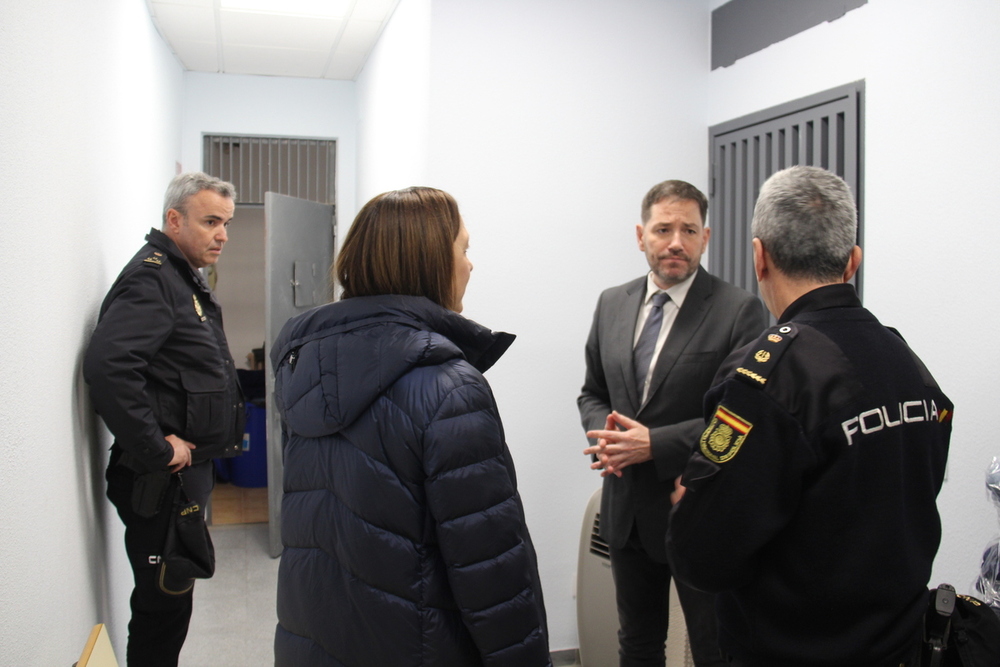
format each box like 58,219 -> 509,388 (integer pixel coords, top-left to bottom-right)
228,403 -> 268,487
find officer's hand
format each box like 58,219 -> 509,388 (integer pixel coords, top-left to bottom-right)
165,434 -> 196,473
584,414 -> 624,478
585,411 -> 652,476
671,476 -> 687,505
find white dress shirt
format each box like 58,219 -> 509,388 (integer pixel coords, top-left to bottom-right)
633,269 -> 698,403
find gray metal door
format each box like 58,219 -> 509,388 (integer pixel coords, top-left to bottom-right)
708,81 -> 864,299
265,192 -> 336,557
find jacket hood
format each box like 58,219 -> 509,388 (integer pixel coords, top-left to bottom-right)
270,295 -> 514,438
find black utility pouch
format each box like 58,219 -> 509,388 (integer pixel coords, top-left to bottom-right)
131,470 -> 171,518
922,584 -> 1000,666
157,473 -> 215,595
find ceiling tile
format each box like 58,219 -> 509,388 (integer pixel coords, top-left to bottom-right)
337,19 -> 382,54
221,0 -> 352,18
222,44 -> 328,78
350,0 -> 396,22
171,39 -> 219,72
152,4 -> 217,42
148,0 -> 397,79
325,52 -> 365,80
152,0 -> 213,7
220,10 -> 341,51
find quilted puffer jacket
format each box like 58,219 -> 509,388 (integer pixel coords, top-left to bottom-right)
271,295 -> 551,667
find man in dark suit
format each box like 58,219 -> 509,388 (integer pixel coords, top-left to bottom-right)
579,180 -> 766,667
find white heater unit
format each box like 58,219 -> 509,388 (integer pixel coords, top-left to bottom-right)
576,488 -> 620,667
576,487 -> 694,667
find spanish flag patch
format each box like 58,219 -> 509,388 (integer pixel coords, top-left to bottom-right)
700,405 -> 753,464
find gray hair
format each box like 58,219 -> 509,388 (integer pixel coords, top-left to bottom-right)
641,180 -> 708,225
162,172 -> 236,226
751,166 -> 857,282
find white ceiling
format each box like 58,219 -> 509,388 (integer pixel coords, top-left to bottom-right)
147,0 -> 400,80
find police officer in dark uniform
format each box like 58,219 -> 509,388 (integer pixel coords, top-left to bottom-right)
666,166 -> 952,667
84,172 -> 244,667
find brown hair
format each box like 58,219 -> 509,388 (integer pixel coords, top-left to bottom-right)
640,180 -> 708,225
335,187 -> 462,309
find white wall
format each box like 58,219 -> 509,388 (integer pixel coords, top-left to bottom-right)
0,0 -> 183,662
180,72 -> 359,226
360,0 -> 712,650
705,0 -> 1000,591
356,0 -> 432,200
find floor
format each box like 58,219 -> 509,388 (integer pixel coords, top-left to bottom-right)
209,482 -> 269,525
181,485 -> 277,666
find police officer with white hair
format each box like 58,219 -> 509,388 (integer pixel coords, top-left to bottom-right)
85,172 -> 244,667
666,166 -> 952,666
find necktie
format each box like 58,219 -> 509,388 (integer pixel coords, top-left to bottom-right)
633,291 -> 670,397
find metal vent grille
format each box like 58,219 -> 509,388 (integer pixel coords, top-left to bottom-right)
589,512 -> 611,560
708,81 -> 863,299
203,135 -> 336,205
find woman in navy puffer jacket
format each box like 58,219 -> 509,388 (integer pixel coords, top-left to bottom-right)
271,187 -> 551,666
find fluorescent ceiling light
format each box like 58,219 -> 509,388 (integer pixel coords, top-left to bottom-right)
220,0 -> 353,19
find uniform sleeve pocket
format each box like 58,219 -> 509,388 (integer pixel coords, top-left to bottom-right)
180,367 -> 228,444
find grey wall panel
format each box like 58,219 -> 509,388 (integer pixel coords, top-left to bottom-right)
712,0 -> 868,69
708,81 -> 864,300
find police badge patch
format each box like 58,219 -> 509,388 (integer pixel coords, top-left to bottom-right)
192,295 -> 207,322
700,405 -> 753,463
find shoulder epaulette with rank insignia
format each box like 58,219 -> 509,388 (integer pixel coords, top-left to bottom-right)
733,323 -> 799,389
142,251 -> 165,268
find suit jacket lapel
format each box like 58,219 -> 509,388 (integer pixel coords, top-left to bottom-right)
616,278 -> 646,413
639,269 -> 714,414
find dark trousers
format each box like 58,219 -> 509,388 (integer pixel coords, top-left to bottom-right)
106,450 -> 214,667
610,528 -> 726,667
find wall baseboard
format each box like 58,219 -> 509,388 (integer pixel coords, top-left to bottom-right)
550,648 -> 580,666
